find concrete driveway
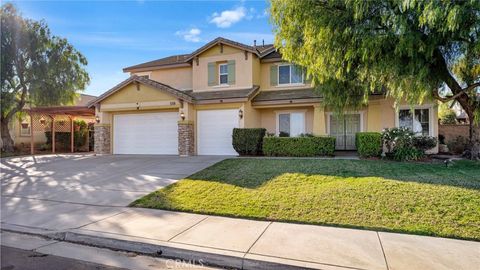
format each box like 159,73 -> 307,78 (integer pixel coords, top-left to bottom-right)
1,154 -> 226,230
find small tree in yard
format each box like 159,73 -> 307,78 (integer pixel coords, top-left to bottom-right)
271,0 -> 480,158
1,4 -> 89,152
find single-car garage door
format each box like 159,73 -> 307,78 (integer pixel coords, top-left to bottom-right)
113,112 -> 178,154
197,109 -> 238,155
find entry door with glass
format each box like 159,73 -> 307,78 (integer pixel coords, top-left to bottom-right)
330,114 -> 361,150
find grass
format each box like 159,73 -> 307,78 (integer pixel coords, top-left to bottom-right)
131,158 -> 480,241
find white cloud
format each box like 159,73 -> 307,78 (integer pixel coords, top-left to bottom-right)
175,28 -> 202,42
209,7 -> 247,28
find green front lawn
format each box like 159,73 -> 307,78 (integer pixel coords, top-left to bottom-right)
131,159 -> 480,241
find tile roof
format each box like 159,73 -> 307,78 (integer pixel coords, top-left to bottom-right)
74,94 -> 97,106
189,86 -> 260,101
88,75 -> 193,107
124,37 -> 279,71
252,88 -> 321,102
88,75 -> 261,106
123,54 -> 190,71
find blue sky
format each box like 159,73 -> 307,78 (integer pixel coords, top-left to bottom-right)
11,0 -> 273,96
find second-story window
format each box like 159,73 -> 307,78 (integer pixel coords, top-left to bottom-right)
219,64 -> 228,85
278,64 -> 303,85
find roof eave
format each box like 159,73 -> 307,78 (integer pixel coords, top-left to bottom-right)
194,97 -> 250,104
87,75 -> 193,108
260,57 -> 284,63
123,62 -> 191,73
252,98 -> 322,107
185,38 -> 259,62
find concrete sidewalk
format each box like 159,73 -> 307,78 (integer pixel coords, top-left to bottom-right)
1,200 -> 478,270
1,154 -> 478,269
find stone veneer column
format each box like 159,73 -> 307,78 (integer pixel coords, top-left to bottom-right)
94,124 -> 111,154
178,121 -> 195,156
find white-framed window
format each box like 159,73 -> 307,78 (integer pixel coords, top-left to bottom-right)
398,107 -> 431,136
276,111 -> 305,137
278,64 -> 303,85
19,118 -> 31,136
219,63 -> 228,85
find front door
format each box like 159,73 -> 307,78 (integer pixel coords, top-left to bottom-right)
330,114 -> 361,150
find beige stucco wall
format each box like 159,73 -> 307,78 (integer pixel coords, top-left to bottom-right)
259,62 -> 313,91
133,67 -> 192,90
242,101 -> 261,128
252,56 -> 261,86
102,83 -> 174,104
97,82 -> 181,125
193,45 -> 254,91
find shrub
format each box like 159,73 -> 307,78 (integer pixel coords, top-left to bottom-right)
392,146 -> 424,161
355,132 -> 382,157
263,136 -> 335,157
382,127 -> 415,153
447,136 -> 468,154
439,111 -> 457,124
232,128 -> 266,156
382,127 -> 437,161
412,136 -> 437,151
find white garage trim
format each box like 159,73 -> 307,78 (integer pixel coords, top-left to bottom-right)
113,112 -> 178,155
197,109 -> 239,155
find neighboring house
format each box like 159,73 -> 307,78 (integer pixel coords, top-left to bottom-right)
8,94 -> 96,150
89,37 -> 438,156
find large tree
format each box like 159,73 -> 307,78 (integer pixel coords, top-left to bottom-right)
270,0 -> 480,145
1,3 -> 89,152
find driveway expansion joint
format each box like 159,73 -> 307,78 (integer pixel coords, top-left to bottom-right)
376,231 -> 390,270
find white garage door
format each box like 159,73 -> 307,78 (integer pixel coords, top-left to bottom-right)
197,109 -> 238,155
113,112 -> 178,155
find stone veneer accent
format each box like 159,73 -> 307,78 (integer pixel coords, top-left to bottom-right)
178,121 -> 195,156
94,124 -> 111,154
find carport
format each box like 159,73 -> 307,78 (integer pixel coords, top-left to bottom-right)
25,106 -> 95,155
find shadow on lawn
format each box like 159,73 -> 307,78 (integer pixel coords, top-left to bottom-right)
185,158 -> 480,190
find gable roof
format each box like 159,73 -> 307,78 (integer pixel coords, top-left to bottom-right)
74,94 -> 97,106
184,37 -> 259,62
88,75 -> 193,107
123,38 -> 280,72
123,54 -> 191,72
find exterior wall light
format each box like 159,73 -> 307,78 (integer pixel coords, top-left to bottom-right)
180,111 -> 185,121
39,116 -> 46,126
95,116 -> 100,123
21,119 -> 29,129
239,109 -> 243,119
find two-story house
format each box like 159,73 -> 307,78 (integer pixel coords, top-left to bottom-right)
89,37 -> 438,155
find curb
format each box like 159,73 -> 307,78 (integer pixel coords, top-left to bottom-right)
1,224 -> 320,270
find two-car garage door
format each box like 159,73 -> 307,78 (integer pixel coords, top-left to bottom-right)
112,110 -> 238,155
113,112 -> 178,154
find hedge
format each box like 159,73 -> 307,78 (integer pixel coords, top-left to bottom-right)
355,132 -> 382,157
263,136 -> 335,157
232,128 -> 266,156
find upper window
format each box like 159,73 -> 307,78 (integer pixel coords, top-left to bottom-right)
278,112 -> 305,137
278,64 -> 303,85
219,64 -> 228,85
399,108 -> 430,136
